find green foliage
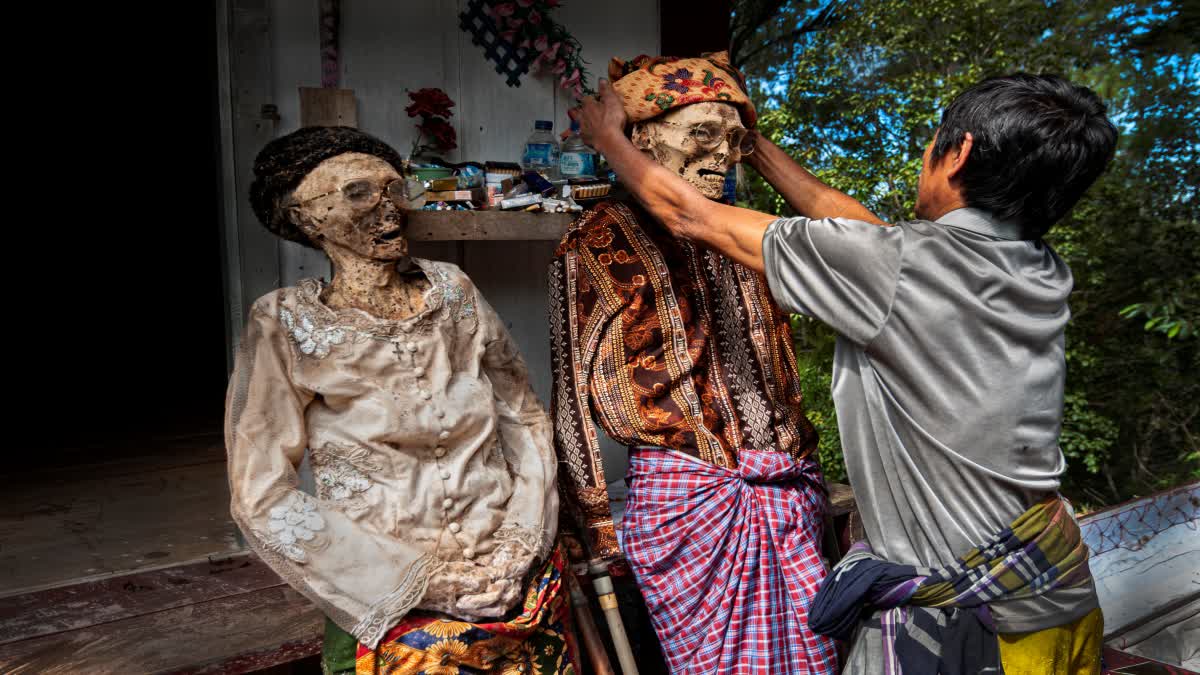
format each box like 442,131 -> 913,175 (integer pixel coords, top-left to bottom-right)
788,315 -> 845,482
736,0 -> 1199,503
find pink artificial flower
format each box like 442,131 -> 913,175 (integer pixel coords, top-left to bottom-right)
499,29 -> 517,42
553,58 -> 568,74
529,10 -> 542,25
493,2 -> 516,17
560,67 -> 581,89
517,0 -> 534,6
534,35 -> 549,52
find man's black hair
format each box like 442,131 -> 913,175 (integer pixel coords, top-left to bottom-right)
932,73 -> 1118,239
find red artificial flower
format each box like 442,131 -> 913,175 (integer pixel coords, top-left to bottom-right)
418,117 -> 458,151
528,9 -> 542,25
493,2 -> 516,17
405,88 -> 455,119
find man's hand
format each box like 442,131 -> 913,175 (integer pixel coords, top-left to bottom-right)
575,79 -> 627,150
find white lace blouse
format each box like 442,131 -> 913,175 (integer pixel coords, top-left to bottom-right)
224,258 -> 558,648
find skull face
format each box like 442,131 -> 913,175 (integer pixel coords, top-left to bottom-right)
285,153 -> 413,261
631,101 -> 747,200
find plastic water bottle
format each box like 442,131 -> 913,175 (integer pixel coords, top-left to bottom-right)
521,120 -> 560,179
559,120 -> 598,178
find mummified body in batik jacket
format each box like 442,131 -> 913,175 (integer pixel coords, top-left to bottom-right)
548,200 -> 821,559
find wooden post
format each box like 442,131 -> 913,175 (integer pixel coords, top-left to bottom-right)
300,0 -> 357,129
589,565 -> 639,675
567,573 -> 617,675
217,0 -> 280,362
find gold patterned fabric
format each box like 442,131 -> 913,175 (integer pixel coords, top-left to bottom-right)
548,201 -> 818,559
349,546 -> 577,675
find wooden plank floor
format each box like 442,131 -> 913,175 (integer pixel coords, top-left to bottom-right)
0,434 -> 243,597
0,554 -> 323,674
0,432 -> 324,674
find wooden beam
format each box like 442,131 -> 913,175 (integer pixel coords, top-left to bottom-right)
407,211 -> 575,241
299,87 -> 357,128
826,482 -> 856,517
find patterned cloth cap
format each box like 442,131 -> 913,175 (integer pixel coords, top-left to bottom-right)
608,50 -> 757,127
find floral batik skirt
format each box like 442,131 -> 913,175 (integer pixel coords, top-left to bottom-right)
323,546 -> 577,675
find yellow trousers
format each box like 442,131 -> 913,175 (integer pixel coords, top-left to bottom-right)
998,607 -> 1104,675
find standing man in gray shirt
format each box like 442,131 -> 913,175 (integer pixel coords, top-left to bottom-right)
576,73 -> 1117,673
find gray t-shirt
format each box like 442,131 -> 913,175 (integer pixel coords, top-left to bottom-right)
762,207 -> 1097,633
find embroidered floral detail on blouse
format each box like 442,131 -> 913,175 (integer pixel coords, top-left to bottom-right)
311,443 -> 381,506
494,524 -> 546,557
286,260 -> 475,341
431,266 -> 477,322
280,307 -> 346,358
260,491 -> 326,563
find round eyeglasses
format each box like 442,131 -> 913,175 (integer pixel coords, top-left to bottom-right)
658,120 -> 756,155
288,177 -> 425,210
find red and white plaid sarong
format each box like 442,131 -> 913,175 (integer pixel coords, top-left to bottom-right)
620,447 -> 838,674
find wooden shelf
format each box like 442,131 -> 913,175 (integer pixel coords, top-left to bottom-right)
406,210 -> 576,241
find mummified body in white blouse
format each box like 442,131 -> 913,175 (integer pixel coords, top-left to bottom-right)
227,131 -> 557,650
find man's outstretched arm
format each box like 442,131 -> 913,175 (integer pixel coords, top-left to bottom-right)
576,79 -> 886,274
